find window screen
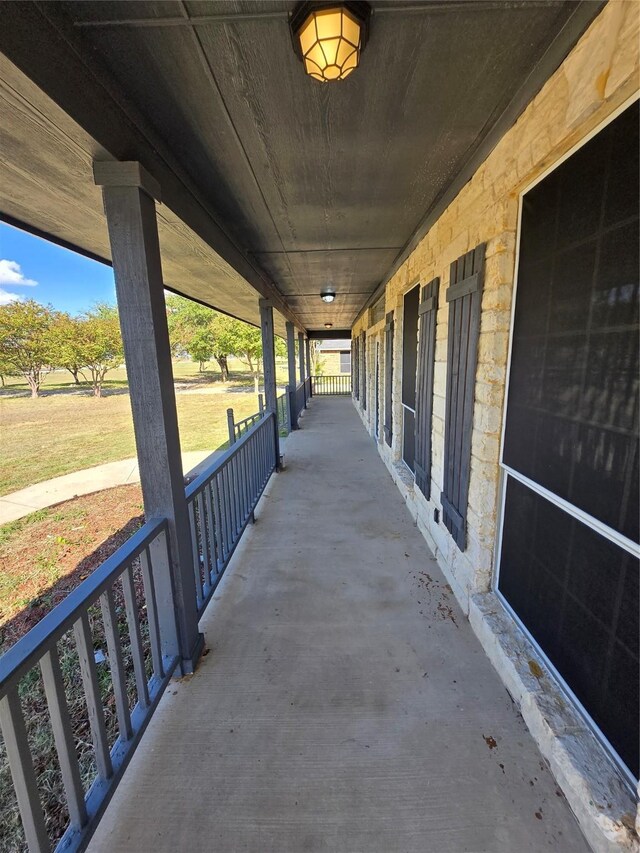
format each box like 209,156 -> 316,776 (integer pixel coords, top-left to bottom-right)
503,101 -> 639,543
499,102 -> 639,780
499,478 -> 638,778
340,352 -> 351,373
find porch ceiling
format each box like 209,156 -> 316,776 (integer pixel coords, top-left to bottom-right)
0,1 -> 601,332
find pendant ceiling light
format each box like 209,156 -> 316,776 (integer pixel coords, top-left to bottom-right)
320,289 -> 336,302
290,2 -> 371,83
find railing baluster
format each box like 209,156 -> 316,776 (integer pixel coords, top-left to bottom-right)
40,646 -> 88,830
212,474 -> 225,569
139,546 -> 164,679
232,456 -> 241,534
121,565 -> 150,709
222,466 -> 233,554
196,492 -> 212,597
73,612 -> 113,781
100,588 -> 133,742
187,501 -> 204,609
0,687 -> 50,853
236,445 -> 245,523
204,484 -> 218,579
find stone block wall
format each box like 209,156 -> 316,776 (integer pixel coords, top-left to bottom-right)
353,0 -> 639,613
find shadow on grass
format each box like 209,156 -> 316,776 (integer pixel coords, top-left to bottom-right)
0,513 -> 151,853
0,514 -> 143,652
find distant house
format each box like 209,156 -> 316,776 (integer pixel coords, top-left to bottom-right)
318,339 -> 351,375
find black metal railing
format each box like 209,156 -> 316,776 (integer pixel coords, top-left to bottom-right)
311,374 -> 351,395
294,381 -> 306,422
0,520 -> 178,853
233,411 -> 262,441
186,413 -> 277,618
276,391 -> 288,432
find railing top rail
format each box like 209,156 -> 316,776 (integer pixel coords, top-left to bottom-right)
234,411 -> 261,429
0,517 -> 168,699
186,411 -> 274,500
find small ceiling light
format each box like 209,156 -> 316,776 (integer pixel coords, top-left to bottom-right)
324,322 -> 333,329
290,2 -> 371,83
320,289 -> 336,303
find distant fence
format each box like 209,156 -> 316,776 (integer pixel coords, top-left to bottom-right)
311,375 -> 351,395
186,413 -> 277,618
0,519 -> 178,853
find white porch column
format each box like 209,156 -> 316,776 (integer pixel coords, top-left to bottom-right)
260,299 -> 280,466
94,160 -> 203,674
285,321 -> 298,431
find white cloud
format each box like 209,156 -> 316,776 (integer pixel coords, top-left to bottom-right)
0,289 -> 21,306
0,259 -> 38,287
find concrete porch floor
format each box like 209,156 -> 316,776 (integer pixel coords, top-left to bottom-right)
88,397 -> 589,853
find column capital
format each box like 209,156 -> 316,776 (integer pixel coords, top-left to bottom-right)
93,160 -> 161,202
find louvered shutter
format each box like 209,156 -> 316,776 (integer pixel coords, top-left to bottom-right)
353,336 -> 359,400
383,311 -> 394,446
441,244 -> 485,550
361,331 -> 367,410
414,278 -> 439,498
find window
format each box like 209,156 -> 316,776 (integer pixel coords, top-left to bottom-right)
339,351 -> 351,373
401,284 -> 420,471
498,101 -> 639,781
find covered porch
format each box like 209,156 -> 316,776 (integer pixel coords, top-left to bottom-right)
88,396 -> 587,852
0,2 -> 638,851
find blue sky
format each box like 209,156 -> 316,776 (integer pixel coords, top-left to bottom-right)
0,221 -> 116,314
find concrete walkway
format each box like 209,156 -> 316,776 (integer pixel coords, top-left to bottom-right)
0,450 -> 220,525
88,398 -> 588,853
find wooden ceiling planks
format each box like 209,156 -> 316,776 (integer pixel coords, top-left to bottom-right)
0,0 -> 602,331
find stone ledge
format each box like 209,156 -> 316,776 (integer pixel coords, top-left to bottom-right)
469,591 -> 639,853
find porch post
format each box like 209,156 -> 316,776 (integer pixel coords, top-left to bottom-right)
260,299 -> 281,467
286,321 -> 298,430
298,331 -> 307,408
305,337 -> 312,397
94,160 -> 203,674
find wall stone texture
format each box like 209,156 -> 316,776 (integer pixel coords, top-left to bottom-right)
354,0 -> 639,608
352,3 -> 639,850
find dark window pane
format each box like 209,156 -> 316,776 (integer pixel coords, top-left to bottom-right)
403,407 -> 415,472
504,101 -> 639,543
499,478 -> 639,778
402,285 -> 420,408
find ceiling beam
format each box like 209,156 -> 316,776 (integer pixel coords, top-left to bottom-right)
72,3 -> 564,29
308,329 -> 351,340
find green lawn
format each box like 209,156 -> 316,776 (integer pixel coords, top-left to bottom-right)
0,359 -> 288,496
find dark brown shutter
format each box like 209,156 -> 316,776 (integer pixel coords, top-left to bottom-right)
383,311 -> 394,446
353,336 -> 359,400
441,244 -> 485,550
414,278 -> 439,498
361,331 -> 367,410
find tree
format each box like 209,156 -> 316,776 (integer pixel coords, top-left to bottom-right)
308,340 -> 324,376
49,313 -> 87,385
0,300 -> 57,397
75,305 -> 124,397
209,317 -> 259,391
166,294 -> 218,372
0,355 -> 17,387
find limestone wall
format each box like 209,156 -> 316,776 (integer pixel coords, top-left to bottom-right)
353,0 -> 639,613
